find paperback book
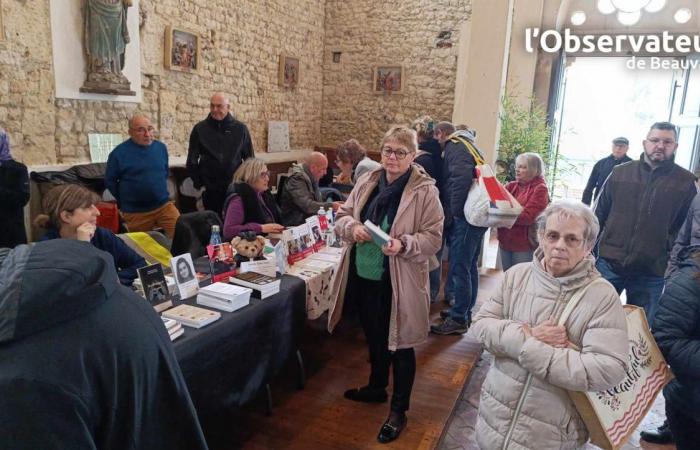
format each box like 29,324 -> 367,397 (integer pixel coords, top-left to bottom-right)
305,216 -> 326,251
230,271 -> 281,299
197,282 -> 252,312
137,263 -> 173,312
206,242 -> 237,282
163,304 -> 221,329
363,220 -> 391,247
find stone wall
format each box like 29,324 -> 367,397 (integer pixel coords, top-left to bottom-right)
1,0 -> 325,166
321,0 -> 471,151
0,0 -> 470,166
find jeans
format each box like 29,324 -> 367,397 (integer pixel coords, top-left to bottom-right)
666,400 -> 700,450
595,258 -> 664,326
499,248 -> 533,271
447,217 -> 486,325
356,275 -> 416,413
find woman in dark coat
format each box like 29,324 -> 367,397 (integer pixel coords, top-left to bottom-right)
0,129 -> 30,248
653,250 -> 700,449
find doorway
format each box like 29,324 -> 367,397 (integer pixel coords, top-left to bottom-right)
549,56 -> 700,201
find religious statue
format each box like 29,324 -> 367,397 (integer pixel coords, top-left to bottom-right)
80,0 -> 136,96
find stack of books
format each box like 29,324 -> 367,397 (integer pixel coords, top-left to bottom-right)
161,317 -> 184,341
197,282 -> 252,312
162,304 -> 221,329
230,271 -> 281,299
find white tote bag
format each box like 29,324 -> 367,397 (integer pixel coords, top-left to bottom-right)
464,164 -> 522,228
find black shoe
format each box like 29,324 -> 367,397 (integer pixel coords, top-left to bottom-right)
377,412 -> 407,444
431,317 -> 470,335
344,386 -> 388,403
640,420 -> 673,444
439,309 -> 450,319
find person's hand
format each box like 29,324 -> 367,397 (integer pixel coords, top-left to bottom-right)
261,223 -> 285,234
76,222 -> 96,242
382,238 -> 403,256
332,201 -> 344,212
531,319 -> 568,348
352,224 -> 371,243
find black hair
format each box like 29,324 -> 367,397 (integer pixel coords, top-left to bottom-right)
649,122 -> 678,140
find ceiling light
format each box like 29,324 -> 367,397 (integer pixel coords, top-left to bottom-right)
612,0 -> 650,13
571,11 -> 587,26
597,0 -> 617,14
644,0 -> 666,13
674,8 -> 692,24
617,10 -> 642,25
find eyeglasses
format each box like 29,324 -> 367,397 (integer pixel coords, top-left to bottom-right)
130,126 -> 156,134
544,231 -> 584,248
381,147 -> 411,160
259,171 -> 270,178
646,138 -> 676,146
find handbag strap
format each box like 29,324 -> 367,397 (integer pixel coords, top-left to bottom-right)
450,135 -> 486,166
557,278 -> 607,326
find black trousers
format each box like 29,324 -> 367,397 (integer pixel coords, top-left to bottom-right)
356,275 -> 416,413
202,188 -> 227,218
666,400 -> 700,450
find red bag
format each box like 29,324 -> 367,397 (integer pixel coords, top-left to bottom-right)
96,202 -> 120,233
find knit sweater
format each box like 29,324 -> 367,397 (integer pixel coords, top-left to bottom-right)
105,139 -> 170,213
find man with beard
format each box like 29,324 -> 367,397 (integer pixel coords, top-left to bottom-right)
594,121 -> 696,325
187,92 -> 255,216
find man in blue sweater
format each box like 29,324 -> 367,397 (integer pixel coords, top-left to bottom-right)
106,115 -> 180,238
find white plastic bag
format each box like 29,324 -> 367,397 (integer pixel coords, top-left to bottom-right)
464,165 -> 522,228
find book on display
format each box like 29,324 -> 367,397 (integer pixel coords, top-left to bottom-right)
162,304 -> 221,329
230,271 -> 281,299
197,282 -> 252,312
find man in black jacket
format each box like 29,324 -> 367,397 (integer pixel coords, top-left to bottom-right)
187,92 -> 255,216
0,240 -> 208,449
595,122 -> 696,325
581,136 -> 631,205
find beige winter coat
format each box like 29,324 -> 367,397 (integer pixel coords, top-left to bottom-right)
470,249 -> 628,450
335,165 -> 443,350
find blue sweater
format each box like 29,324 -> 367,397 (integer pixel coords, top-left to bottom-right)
105,139 -> 170,213
40,227 -> 146,286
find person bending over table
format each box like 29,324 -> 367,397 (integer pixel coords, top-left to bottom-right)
221,157 -> 284,241
36,183 -> 146,286
335,125 -> 443,444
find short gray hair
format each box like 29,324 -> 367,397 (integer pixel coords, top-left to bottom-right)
515,152 -> 545,178
536,201 -> 599,249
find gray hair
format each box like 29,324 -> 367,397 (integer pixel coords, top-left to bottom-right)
515,152 -> 545,178
536,201 -> 599,249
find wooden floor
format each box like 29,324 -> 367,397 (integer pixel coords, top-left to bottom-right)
201,269 -> 502,450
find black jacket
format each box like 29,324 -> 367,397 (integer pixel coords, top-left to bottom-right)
0,240 -> 208,449
187,113 -> 254,192
441,131 -> 479,225
0,159 -> 29,248
595,154 -> 696,277
582,154 -> 632,205
279,164 -> 332,226
653,255 -> 700,420
416,138 -> 442,184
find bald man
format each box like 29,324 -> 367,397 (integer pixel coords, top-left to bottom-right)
187,92 -> 255,216
280,152 -> 335,226
105,115 -> 180,238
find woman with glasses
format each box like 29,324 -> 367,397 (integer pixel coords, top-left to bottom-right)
335,139 -> 380,185
497,152 -> 549,270
335,126 -> 443,443
471,201 -> 628,449
222,158 -> 283,241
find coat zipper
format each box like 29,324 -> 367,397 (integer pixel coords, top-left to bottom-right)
501,284 -> 563,450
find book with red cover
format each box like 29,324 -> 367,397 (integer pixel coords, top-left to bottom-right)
206,242 -> 238,282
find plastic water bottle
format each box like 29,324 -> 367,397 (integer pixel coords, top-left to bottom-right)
317,206 -> 326,218
209,225 -> 222,245
325,207 -> 334,227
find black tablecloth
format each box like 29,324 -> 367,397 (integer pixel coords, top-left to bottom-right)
173,275 -> 306,409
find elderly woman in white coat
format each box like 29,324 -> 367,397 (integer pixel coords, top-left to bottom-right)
470,201 -> 628,449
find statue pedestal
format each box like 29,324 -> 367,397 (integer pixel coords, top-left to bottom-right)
80,80 -> 135,96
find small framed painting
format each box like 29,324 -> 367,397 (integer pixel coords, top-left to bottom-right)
373,65 -> 404,94
164,25 -> 201,73
278,54 -> 300,88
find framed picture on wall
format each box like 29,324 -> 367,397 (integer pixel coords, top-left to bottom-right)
164,26 -> 201,73
373,65 -> 403,94
278,54 -> 300,88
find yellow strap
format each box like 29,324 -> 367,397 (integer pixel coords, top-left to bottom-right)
124,232 -> 173,267
450,135 -> 485,166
